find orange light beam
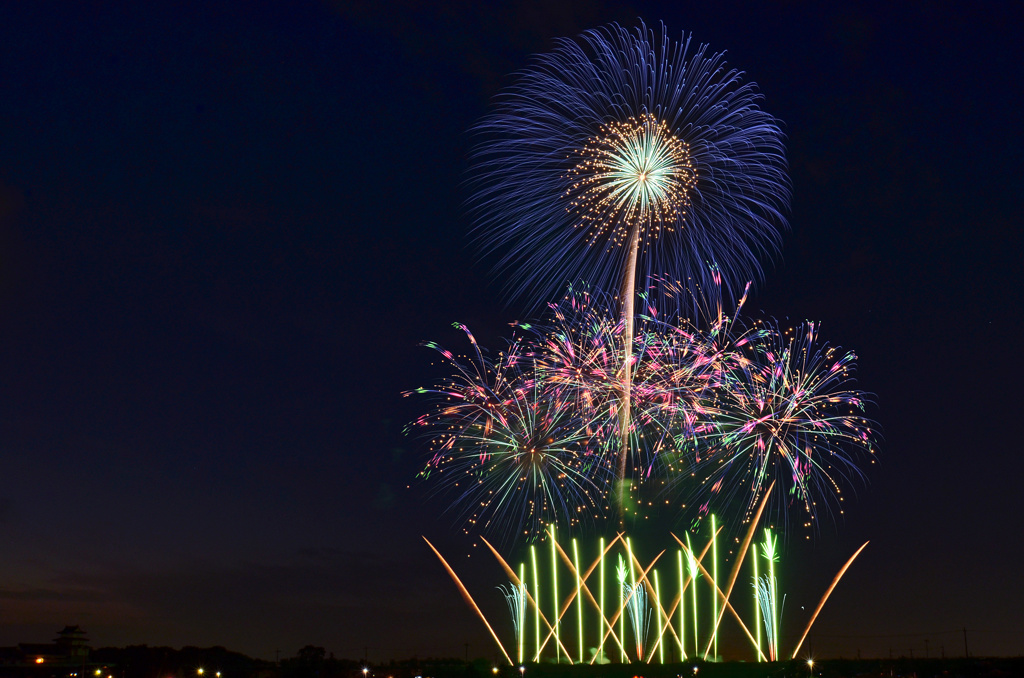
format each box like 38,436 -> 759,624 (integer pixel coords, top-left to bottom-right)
423,537 -> 513,665
650,525 -> 721,661
790,541 -> 870,659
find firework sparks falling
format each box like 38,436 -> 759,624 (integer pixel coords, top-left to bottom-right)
410,13 -> 884,665
755,574 -> 780,662
617,555 -> 650,660
498,581 -> 528,664
756,529 -> 783,662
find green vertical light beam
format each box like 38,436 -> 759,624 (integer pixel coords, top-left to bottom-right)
627,538 -> 637,661
573,539 -> 583,664
677,549 -> 685,660
753,543 -> 761,662
767,529 -> 778,662
627,538 -> 637,586
686,533 -> 698,656
550,526 -> 559,663
619,555 -> 626,662
599,536 -> 606,664
711,514 -> 718,661
519,562 -> 526,664
531,545 -> 540,662
654,569 -> 663,664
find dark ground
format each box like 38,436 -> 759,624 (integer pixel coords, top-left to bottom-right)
5,646 -> 1022,678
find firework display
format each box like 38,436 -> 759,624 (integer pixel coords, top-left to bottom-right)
408,20 -> 880,664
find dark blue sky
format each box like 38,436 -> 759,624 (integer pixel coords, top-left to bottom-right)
0,0 -> 1021,662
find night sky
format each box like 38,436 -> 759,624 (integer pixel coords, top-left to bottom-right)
1,0 -> 1022,663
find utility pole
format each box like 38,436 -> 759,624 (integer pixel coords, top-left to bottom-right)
924,639 -> 929,658
465,643 -> 469,663
963,627 -> 969,658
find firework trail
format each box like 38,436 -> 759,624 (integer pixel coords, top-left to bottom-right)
411,18 -> 882,664
519,281 -> 741,512
405,324 -> 610,542
519,274 -> 794,520
423,537 -> 513,665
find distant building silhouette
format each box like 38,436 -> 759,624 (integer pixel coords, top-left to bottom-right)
53,627 -> 89,661
0,625 -> 103,678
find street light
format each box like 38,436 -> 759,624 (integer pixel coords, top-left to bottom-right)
362,668 -> 369,678
807,659 -> 814,677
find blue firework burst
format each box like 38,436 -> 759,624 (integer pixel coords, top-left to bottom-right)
469,21 -> 790,311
